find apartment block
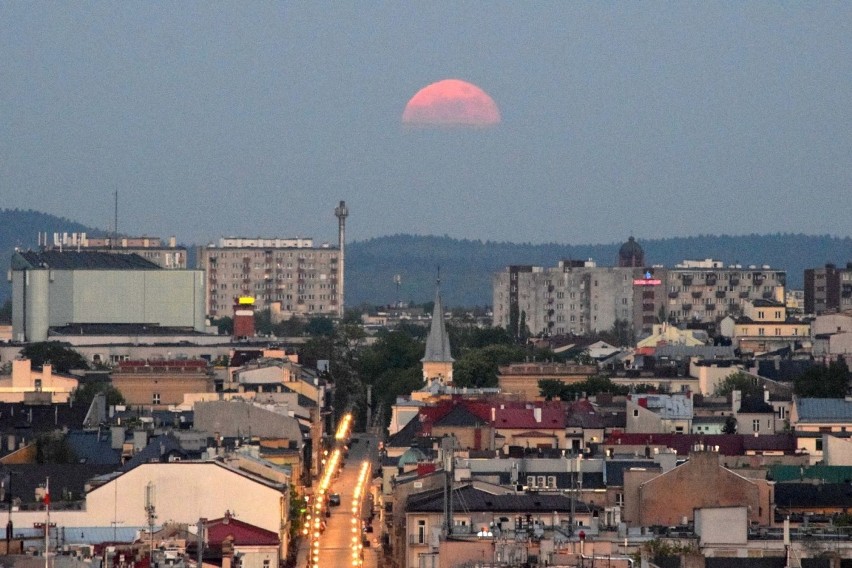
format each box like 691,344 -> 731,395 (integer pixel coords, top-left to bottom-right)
804,263 -> 852,315
45,232 -> 187,269
493,238 -> 787,337
492,260 -> 643,337
199,237 -> 340,319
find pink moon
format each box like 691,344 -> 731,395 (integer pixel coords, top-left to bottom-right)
402,79 -> 501,127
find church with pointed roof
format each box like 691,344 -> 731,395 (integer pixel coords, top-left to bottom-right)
421,280 -> 454,385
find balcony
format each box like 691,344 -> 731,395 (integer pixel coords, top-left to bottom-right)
730,277 -> 740,286
691,291 -> 703,299
682,303 -> 692,311
409,535 -> 428,545
706,274 -> 718,286
762,291 -> 773,299
716,291 -> 726,298
705,303 -> 716,310
740,291 -> 750,298
668,291 -> 679,299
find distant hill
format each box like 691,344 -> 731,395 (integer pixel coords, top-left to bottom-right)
0,209 -> 106,302
346,233 -> 852,307
2,209 -> 850,308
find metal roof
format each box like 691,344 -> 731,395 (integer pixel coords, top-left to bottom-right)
795,398 -> 852,422
14,250 -> 161,270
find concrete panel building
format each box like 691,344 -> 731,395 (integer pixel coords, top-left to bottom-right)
493,239 -> 787,338
804,262 -> 852,315
10,250 -> 205,342
45,232 -> 188,269
198,237 -> 340,320
492,260 -> 642,338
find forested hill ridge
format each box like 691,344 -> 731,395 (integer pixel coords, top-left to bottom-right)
0,209 -> 105,302
346,233 -> 852,307
1,209 -> 850,308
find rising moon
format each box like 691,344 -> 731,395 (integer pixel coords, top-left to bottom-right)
402,79 -> 501,127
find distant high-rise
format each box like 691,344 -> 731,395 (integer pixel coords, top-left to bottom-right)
804,263 -> 852,315
198,203 -> 345,320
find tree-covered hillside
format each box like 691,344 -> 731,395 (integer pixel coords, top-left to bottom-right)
1,209 -> 849,308
0,209 -> 104,301
346,233 -> 852,307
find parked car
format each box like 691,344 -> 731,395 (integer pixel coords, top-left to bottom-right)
329,493 -> 341,506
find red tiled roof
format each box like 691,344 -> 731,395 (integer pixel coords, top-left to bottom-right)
493,402 -> 565,430
205,516 -> 279,546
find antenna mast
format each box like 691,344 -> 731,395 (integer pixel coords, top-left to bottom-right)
112,190 -> 119,248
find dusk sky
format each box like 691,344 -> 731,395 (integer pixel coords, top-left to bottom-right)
1,3 -> 850,246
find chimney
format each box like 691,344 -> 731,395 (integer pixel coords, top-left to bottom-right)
533,407 -> 542,423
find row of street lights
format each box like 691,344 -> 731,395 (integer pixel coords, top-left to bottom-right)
307,412 -> 353,568
350,460 -> 371,568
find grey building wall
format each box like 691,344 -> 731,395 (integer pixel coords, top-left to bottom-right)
12,268 -> 205,341
194,400 -> 303,443
493,264 -> 640,337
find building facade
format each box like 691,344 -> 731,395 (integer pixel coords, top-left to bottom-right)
494,243 -> 787,337
804,263 -> 852,315
45,232 -> 187,268
10,250 -> 206,342
198,237 -> 340,319
492,260 -> 643,337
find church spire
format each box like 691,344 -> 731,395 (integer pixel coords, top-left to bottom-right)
422,274 -> 454,384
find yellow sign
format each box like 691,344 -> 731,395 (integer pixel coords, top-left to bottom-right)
238,296 -> 255,305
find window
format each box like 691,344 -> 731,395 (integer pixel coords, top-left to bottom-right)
153,393 -> 161,405
816,438 -> 824,452
633,409 -> 639,417
758,328 -> 765,336
616,492 -> 624,506
752,419 -> 760,433
417,520 -> 426,543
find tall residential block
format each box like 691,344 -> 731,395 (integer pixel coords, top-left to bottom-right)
493,238 -> 787,337
804,263 -> 852,315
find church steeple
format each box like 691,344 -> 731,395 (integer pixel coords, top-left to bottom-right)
422,275 -> 454,384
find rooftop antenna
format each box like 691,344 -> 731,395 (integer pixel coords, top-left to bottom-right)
112,190 -> 118,249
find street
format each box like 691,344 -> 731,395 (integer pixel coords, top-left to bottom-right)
299,431 -> 380,568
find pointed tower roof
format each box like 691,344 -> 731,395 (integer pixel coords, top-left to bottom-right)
422,281 -> 454,363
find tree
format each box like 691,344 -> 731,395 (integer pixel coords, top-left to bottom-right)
715,372 -> 763,398
305,317 -> 335,337
508,302 -> 519,339
20,342 -> 88,373
538,374 -> 629,401
74,380 -> 126,408
794,358 -> 850,398
0,299 -> 11,324
539,379 -> 569,401
35,432 -> 77,464
210,316 -> 233,335
722,416 -> 738,434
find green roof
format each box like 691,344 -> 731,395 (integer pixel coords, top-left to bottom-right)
769,465 -> 852,483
